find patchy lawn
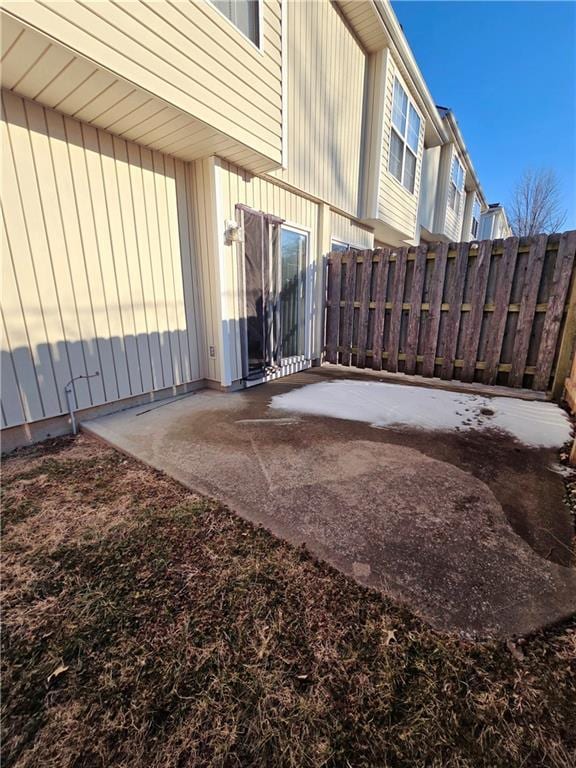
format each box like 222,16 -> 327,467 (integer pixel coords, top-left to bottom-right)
2,435 -> 575,768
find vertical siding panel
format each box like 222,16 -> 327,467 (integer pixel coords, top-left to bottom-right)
23,101 -> 91,398
97,128 -> 141,395
112,134 -> 154,392
62,115 -> 116,405
81,124 -> 132,399
0,308 -> 26,426
140,146 -> 173,387
175,159 -> 202,381
1,212 -> 43,423
153,150 -> 181,384
43,111 -> 112,408
125,141 -> 164,390
1,92 -> 62,415
164,154 -> 191,383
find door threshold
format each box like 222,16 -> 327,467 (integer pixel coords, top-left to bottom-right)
243,359 -> 312,388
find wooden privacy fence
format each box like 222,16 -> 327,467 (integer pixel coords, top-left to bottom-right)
325,231 -> 576,394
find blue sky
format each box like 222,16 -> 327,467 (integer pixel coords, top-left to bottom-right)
392,0 -> 576,228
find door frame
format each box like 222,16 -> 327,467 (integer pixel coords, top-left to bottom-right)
238,214 -> 313,387
277,221 -> 312,367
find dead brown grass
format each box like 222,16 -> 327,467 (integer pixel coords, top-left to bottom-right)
2,435 -> 575,768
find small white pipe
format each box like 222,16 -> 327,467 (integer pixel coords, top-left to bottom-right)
63,372 -> 100,436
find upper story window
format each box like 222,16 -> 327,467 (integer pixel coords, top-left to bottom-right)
449,155 -> 465,216
388,78 -> 421,194
210,0 -> 260,47
471,198 -> 481,237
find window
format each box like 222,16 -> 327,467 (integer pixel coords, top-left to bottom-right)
471,199 -> 481,238
280,227 -> 308,360
331,241 -> 361,254
211,0 -> 260,47
449,155 -> 465,216
388,78 -> 421,193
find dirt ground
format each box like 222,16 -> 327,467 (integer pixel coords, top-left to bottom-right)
83,369 -> 576,638
2,435 -> 576,768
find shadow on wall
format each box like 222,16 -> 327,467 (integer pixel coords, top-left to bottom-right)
1,331 -> 203,429
2,91 -> 212,429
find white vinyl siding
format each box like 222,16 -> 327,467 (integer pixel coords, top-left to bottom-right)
1,90 -> 204,428
378,52 -> 425,241
330,210 -> 374,250
1,0 -> 283,165
444,148 -> 466,241
268,0 -> 366,216
215,159 -> 324,384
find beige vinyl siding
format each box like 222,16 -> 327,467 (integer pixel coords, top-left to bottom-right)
1,90 -> 204,428
268,0 -> 366,215
186,157 -> 224,384
378,52 -> 425,241
0,11 -> 275,174
216,159 -> 322,384
444,147 -> 465,242
2,0 -> 283,165
330,211 -> 374,249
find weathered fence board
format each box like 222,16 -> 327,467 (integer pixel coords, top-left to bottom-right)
509,234 -> 548,386
441,241 -> 469,380
405,243 -> 427,374
371,249 -> 389,372
324,232 -> 576,393
356,250 -> 373,369
388,247 -> 407,372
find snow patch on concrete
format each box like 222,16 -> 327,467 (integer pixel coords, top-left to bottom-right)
270,380 -> 572,449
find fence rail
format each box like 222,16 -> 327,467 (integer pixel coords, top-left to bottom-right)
324,231 -> 576,394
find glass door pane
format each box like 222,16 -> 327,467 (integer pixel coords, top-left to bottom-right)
279,228 -> 307,360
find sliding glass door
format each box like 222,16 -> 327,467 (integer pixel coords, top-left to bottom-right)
278,226 -> 308,362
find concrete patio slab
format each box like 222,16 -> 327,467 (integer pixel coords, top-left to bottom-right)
83,370 -> 576,638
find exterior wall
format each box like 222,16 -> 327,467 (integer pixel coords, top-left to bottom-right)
215,159 -> 321,384
268,0 -> 366,216
2,0 -> 283,166
209,159 -> 372,385
417,145 -> 441,235
1,89 -> 205,429
378,50 -> 425,242
479,209 -> 512,240
330,211 -> 374,249
460,190 -> 482,242
443,146 -> 466,242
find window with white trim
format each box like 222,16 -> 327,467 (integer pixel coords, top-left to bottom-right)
331,240 -> 362,254
471,198 -> 481,237
448,155 -> 465,216
388,78 -> 421,194
210,0 -> 260,47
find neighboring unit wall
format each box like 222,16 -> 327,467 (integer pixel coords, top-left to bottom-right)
268,0 -> 366,215
417,145 -> 441,235
378,51 -> 425,243
443,147 -> 465,242
1,90 -> 205,429
2,0 -> 283,166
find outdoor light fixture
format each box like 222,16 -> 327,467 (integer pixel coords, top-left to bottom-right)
225,219 -> 242,244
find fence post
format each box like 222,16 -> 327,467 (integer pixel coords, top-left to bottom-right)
551,266 -> 576,401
